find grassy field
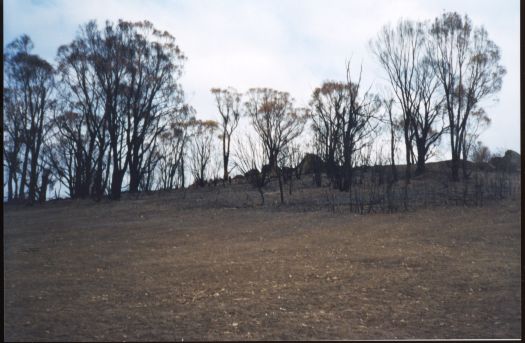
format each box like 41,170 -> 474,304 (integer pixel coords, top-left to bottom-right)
3,189 -> 521,340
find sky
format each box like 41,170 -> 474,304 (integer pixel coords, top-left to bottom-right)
3,0 -> 521,155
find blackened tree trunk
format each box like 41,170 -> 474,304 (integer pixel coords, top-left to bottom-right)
223,133 -> 228,181
404,119 -> 412,182
415,140 -> 426,175
7,171 -> 14,202
38,168 -> 51,202
277,168 -> 284,204
390,130 -> 398,182
128,143 -> 142,193
18,144 -> 30,200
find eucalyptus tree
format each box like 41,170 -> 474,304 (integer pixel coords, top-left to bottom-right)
244,88 -> 307,203
310,62 -> 380,192
211,87 -> 242,182
428,12 -> 505,180
56,19 -> 188,199
233,134 -> 270,205
310,81 -> 346,187
371,19 -> 446,177
188,119 -> 219,187
339,63 -> 381,192
118,21 -> 187,194
3,88 -> 23,201
4,35 -> 55,203
155,120 -> 189,190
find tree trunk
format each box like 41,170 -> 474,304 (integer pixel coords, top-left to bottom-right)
450,154 -> 460,182
223,133 -> 229,182
28,150 -> 40,204
38,169 -> 51,203
289,173 -> 293,195
390,129 -> 397,182
7,170 -> 13,202
341,141 -> 352,192
404,126 -> 411,182
92,151 -> 105,200
461,144 -> 470,179
415,144 -> 426,176
19,145 -> 30,200
223,153 -> 229,184
277,168 -> 284,204
449,120 -> 460,182
180,155 -> 185,189
110,171 -> 122,200
129,165 -> 140,193
110,145 -> 123,200
258,186 -> 265,206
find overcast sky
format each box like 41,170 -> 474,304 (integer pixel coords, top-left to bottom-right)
4,0 -> 520,154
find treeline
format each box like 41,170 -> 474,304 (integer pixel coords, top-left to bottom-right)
3,12 -> 505,204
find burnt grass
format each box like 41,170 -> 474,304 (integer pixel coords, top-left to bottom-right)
3,169 -> 522,340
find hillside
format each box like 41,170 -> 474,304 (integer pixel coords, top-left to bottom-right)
3,168 -> 522,340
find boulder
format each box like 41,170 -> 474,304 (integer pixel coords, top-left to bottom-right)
504,150 -> 521,171
261,164 -> 279,177
231,174 -> 245,182
244,169 -> 260,184
298,153 -> 325,175
489,150 -> 521,172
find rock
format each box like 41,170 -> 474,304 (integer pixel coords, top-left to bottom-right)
504,150 -> 521,171
298,153 -> 325,175
243,169 -> 260,183
489,150 -> 521,172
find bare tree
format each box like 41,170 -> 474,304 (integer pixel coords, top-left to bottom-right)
428,12 -> 506,181
3,88 -> 24,201
118,21 -> 187,194
462,108 -> 491,173
211,87 -> 241,183
310,82 -> 346,187
340,62 -> 381,193
56,30 -> 107,199
371,19 -> 446,178
45,111 -> 89,198
411,57 -> 446,174
244,88 -> 307,204
55,19 -> 188,200
280,142 -> 304,195
382,97 -> 399,181
155,120 -> 189,190
470,140 -> 491,164
233,134 -> 270,205
188,119 -> 219,187
4,35 -> 55,204
371,20 -> 423,181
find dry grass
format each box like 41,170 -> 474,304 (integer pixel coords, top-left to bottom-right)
3,189 -> 521,340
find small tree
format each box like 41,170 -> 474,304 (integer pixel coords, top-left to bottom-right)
462,108 -> 491,177
156,120 -> 189,190
382,97 -> 399,182
340,62 -> 381,193
188,119 -> 218,187
280,142 -> 304,195
244,88 -> 307,204
470,141 -> 491,164
233,135 -> 270,205
211,87 -> 242,183
310,81 -> 347,187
